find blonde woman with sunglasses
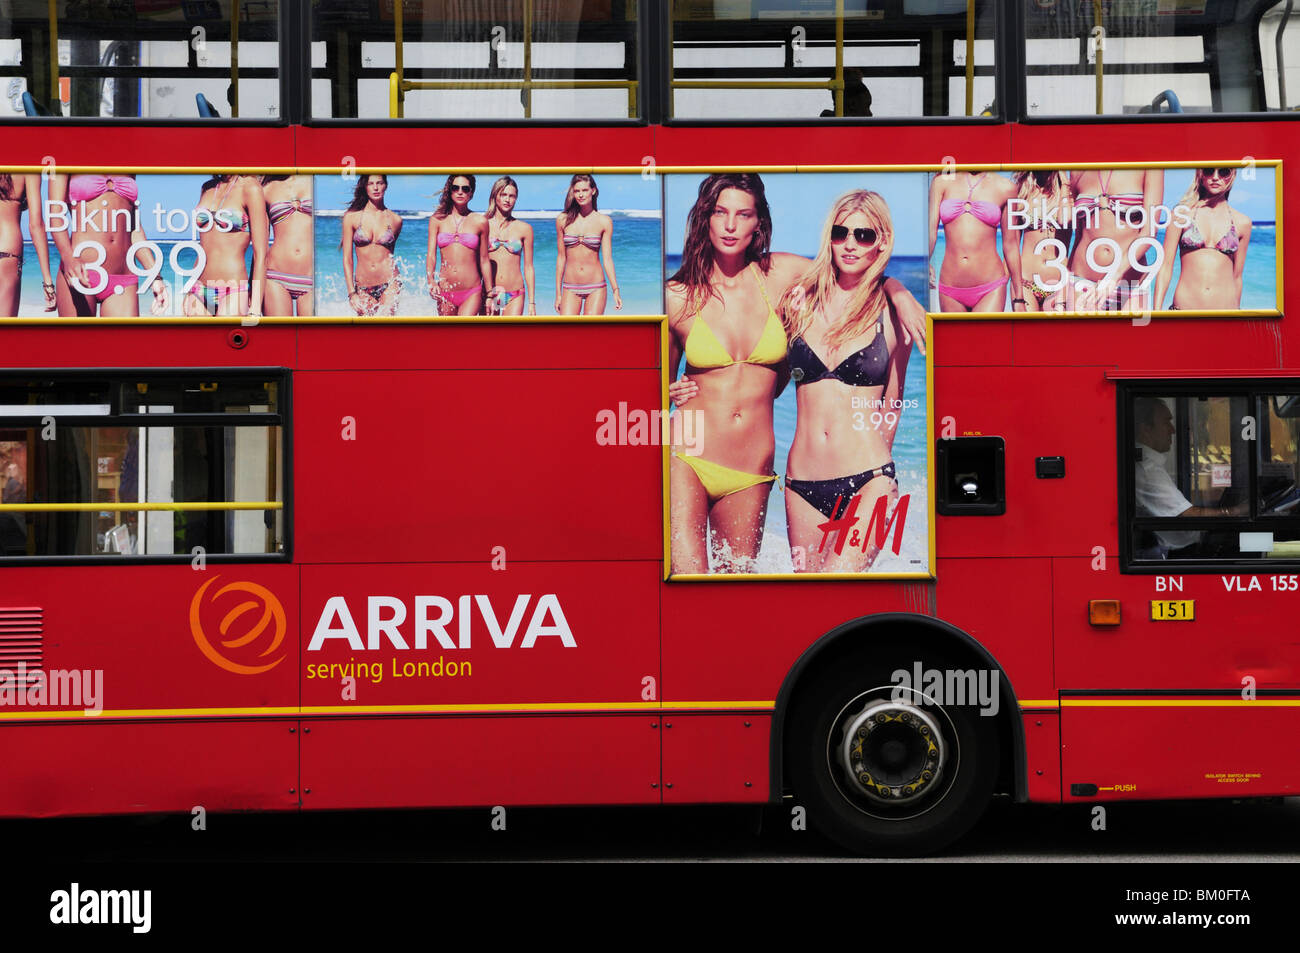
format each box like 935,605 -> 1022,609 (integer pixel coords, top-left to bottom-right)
1154,167 -> 1250,311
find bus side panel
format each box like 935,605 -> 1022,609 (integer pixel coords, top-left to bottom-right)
300,562 -> 660,707
1011,319 -> 1283,370
661,714 -> 769,803
1061,704 -> 1300,800
292,366 -> 661,564
660,582 -> 920,705
3,327 -> 298,368
1,565 -> 300,712
300,715 -> 660,809
296,324 -> 660,370
933,320 -> 1013,367
0,720 -> 298,817
1054,559 -> 1300,690
1022,711 -> 1061,803
935,364 -> 1114,558
935,557 -> 1055,702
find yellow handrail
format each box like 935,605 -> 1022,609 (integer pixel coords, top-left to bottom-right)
390,0 -> 637,118
394,0 -> 404,117
47,0 -> 58,111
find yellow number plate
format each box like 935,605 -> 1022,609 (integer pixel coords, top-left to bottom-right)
1150,600 -> 1195,621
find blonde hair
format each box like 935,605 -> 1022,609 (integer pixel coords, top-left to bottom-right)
779,190 -> 893,351
1014,170 -> 1068,210
1178,168 -> 1235,211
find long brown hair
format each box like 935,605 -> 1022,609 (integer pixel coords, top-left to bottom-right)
780,190 -> 894,352
559,174 -> 598,229
347,174 -> 387,213
0,174 -> 15,203
667,173 -> 772,320
435,173 -> 476,220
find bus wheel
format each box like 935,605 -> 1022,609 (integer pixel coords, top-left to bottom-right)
787,655 -> 998,856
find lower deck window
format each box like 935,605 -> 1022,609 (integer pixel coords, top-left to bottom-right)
1123,385 -> 1300,568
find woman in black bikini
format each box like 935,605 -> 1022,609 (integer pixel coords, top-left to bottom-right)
779,189 -> 915,573
0,173 -> 54,316
342,174 -> 402,317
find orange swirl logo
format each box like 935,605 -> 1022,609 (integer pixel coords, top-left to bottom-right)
189,576 -> 287,675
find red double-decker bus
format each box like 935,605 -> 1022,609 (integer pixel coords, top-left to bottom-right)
2,1 -> 1299,856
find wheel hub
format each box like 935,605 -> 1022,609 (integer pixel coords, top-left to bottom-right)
840,701 -> 945,804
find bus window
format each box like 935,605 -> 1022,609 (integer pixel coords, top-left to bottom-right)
0,0 -> 281,119
0,374 -> 286,560
1025,0 -> 1289,116
1126,388 -> 1300,566
313,0 -> 640,120
669,0 -> 999,120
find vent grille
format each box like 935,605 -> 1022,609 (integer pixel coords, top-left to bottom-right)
0,607 -> 43,681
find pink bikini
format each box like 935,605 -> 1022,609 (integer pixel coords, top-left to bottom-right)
435,217 -> 482,308
68,175 -> 141,303
937,173 -> 1007,309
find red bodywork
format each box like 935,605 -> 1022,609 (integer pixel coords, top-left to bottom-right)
1,120 -> 1298,817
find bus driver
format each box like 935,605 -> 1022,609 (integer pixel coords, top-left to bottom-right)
1134,397 -> 1246,556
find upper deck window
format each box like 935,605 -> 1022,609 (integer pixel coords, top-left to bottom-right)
312,0 -> 640,120
1025,0 -> 1296,117
669,0 -> 999,120
0,0 -> 281,119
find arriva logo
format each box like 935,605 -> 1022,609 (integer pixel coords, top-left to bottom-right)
189,576 -> 288,674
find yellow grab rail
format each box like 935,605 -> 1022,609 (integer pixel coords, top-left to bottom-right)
390,0 -> 637,119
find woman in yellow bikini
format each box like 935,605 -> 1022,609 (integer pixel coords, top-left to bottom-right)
667,174 -> 927,574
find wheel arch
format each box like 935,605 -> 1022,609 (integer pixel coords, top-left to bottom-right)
770,612 -> 1028,805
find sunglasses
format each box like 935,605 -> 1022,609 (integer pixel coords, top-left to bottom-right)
450,184 -> 473,193
1202,168 -> 1235,179
830,225 -> 879,246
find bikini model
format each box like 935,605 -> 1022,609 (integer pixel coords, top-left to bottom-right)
1068,170 -> 1147,308
68,174 -> 141,301
560,232 -> 605,298
785,313 -> 896,519
488,233 -> 524,308
436,216 -> 482,308
673,261 -> 784,501
353,214 -> 398,302
266,196 -> 313,302
1180,214 -> 1239,257
936,173 -> 1006,308
191,178 -> 252,313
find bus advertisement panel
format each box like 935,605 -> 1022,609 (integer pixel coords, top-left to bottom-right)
663,171 -> 932,579
930,163 -> 1281,318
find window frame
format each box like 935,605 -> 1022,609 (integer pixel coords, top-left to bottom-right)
1118,379 -> 1300,573
0,0 -> 296,126
0,367 -> 292,566
1016,0 -> 1300,125
661,0 -> 1009,126
304,0 -> 648,127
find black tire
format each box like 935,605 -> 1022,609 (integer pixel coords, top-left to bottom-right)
787,649 -> 999,857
